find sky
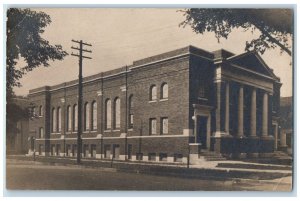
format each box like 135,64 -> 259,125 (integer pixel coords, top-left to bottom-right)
13,8 -> 293,97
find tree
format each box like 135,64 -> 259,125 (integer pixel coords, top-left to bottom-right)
6,9 -> 68,148
179,9 -> 292,56
6,8 -> 68,98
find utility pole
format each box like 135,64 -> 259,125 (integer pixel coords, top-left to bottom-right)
71,39 -> 92,164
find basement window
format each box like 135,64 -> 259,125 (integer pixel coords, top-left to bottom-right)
148,153 -> 156,161
174,154 -> 183,162
136,153 -> 143,161
159,153 -> 168,162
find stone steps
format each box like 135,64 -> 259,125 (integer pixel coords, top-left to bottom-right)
200,151 -> 227,161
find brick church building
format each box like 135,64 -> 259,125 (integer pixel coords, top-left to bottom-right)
27,45 -> 282,164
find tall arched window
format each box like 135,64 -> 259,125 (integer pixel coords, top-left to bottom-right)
129,95 -> 133,128
161,83 -> 168,99
91,101 -> 97,130
105,99 -> 111,129
198,80 -> 207,98
114,98 -> 121,129
32,107 -> 36,117
52,108 -> 56,133
150,85 -> 157,101
129,95 -> 133,109
57,107 -> 62,132
67,105 -> 72,131
84,102 -> 90,131
39,127 -> 44,138
39,105 -> 43,116
73,104 -> 78,131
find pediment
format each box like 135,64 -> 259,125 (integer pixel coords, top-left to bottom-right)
227,52 -> 277,79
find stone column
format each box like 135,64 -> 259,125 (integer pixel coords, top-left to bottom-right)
225,82 -> 230,133
280,131 -> 287,148
214,81 -> 222,136
274,124 -> 278,150
250,89 -> 257,137
247,88 -> 259,158
193,115 -> 198,143
237,85 -> 244,137
262,92 -> 268,137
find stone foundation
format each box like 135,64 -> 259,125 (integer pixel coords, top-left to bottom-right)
211,135 -> 274,157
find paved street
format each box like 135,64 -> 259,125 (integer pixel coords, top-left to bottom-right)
6,159 -> 292,191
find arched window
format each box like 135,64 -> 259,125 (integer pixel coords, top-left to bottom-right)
39,127 -> 44,138
198,85 -> 206,98
91,101 -> 97,130
84,102 -> 90,131
52,108 -> 56,133
129,95 -> 133,109
114,98 -> 121,129
73,104 -> 78,131
161,83 -> 168,99
129,95 -> 133,128
57,107 -> 62,132
32,107 -> 36,117
39,105 -> 43,116
67,105 -> 72,132
105,99 -> 111,129
198,79 -> 207,98
150,85 -> 157,101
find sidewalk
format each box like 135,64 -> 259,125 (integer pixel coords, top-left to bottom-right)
6,155 -> 292,181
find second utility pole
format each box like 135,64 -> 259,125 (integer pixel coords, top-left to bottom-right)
71,39 -> 92,164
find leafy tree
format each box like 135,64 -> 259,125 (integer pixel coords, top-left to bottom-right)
179,9 -> 292,56
6,9 -> 67,147
6,8 -> 68,98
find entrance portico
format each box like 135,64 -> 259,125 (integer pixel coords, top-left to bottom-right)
208,51 -> 281,157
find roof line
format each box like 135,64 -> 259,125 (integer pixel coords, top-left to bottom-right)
227,50 -> 255,60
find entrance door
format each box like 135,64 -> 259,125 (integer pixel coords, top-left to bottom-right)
197,116 -> 208,148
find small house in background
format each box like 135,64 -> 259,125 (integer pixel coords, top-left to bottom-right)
279,96 -> 293,155
6,96 -> 29,155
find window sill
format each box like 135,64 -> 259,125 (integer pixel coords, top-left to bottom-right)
113,129 -> 120,132
51,132 -> 61,135
197,97 -> 208,101
82,130 -> 98,133
148,100 -> 157,103
159,98 -> 168,102
128,128 -> 133,131
104,130 -> 112,133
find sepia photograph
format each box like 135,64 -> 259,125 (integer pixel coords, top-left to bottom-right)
5,5 -> 294,193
